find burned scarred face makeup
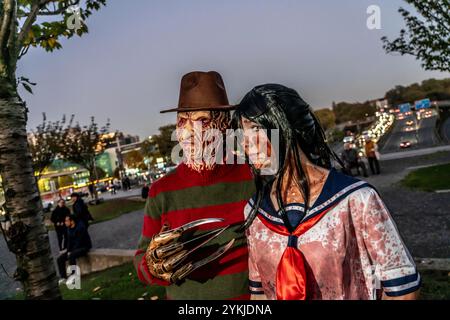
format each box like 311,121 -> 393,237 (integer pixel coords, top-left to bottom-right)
176,110 -> 230,172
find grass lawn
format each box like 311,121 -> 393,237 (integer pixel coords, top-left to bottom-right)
10,263 -> 450,300
401,163 -> 450,192
87,198 -> 145,224
46,198 -> 145,229
419,270 -> 450,300
11,262 -> 165,300
60,262 -> 165,300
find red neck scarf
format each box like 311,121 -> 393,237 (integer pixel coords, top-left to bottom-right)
256,205 -> 335,300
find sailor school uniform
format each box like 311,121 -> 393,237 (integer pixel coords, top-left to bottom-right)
245,168 -> 420,300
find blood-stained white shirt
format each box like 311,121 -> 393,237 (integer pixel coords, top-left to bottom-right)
246,169 -> 420,300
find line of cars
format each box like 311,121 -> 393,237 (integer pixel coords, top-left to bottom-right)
397,110 -> 434,149
391,106 -> 436,150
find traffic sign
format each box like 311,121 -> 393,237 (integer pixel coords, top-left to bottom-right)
415,98 -> 431,110
398,103 -> 411,113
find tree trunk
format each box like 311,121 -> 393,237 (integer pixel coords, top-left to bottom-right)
88,161 -> 99,202
0,95 -> 61,299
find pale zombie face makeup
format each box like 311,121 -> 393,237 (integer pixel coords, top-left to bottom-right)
176,111 -> 230,172
241,117 -> 273,170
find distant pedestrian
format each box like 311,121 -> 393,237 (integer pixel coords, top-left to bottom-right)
51,199 -> 70,251
71,192 -> 94,229
57,215 -> 92,281
365,138 -> 380,175
122,175 -> 131,191
113,178 -> 120,190
109,181 -> 116,195
141,183 -> 149,199
341,143 -> 368,177
88,183 -> 96,199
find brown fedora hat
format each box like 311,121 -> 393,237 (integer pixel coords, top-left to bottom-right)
160,71 -> 236,113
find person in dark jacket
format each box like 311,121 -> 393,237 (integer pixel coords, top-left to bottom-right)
141,183 -> 149,199
122,175 -> 131,191
341,143 -> 368,177
88,183 -> 96,199
50,199 -> 70,250
71,192 -> 94,228
57,214 -> 92,279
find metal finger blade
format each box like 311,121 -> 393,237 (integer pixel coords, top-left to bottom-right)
185,226 -> 228,255
170,239 -> 236,284
170,226 -> 229,270
177,218 -> 224,232
190,238 -> 235,271
162,227 -> 226,254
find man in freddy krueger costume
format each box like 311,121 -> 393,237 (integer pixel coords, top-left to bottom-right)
134,71 -> 255,299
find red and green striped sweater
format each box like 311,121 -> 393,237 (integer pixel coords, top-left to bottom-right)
134,162 -> 255,300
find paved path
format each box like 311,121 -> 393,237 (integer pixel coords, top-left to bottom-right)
97,187 -> 141,201
362,152 -> 450,259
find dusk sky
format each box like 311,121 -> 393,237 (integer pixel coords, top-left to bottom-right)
19,0 -> 450,139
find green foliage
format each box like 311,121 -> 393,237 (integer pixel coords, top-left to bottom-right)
332,101 -> 376,124
123,149 -> 145,170
60,116 -> 111,181
17,76 -> 36,93
314,108 -> 336,131
331,78 -> 450,124
0,0 -> 107,90
381,0 -> 450,72
327,128 -> 345,144
28,113 -> 66,177
143,124 -> 178,164
385,78 -> 450,106
19,0 -> 106,53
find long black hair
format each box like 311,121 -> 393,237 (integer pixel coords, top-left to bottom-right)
231,84 -> 343,231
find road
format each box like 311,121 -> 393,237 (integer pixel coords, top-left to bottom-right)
441,117 -> 450,143
380,145 -> 450,161
381,111 -> 438,154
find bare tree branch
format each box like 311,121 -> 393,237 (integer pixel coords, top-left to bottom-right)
16,0 -> 41,50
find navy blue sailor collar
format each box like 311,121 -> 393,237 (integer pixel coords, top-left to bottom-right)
249,168 -> 373,228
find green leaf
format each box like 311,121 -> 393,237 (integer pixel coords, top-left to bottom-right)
22,83 -> 34,94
